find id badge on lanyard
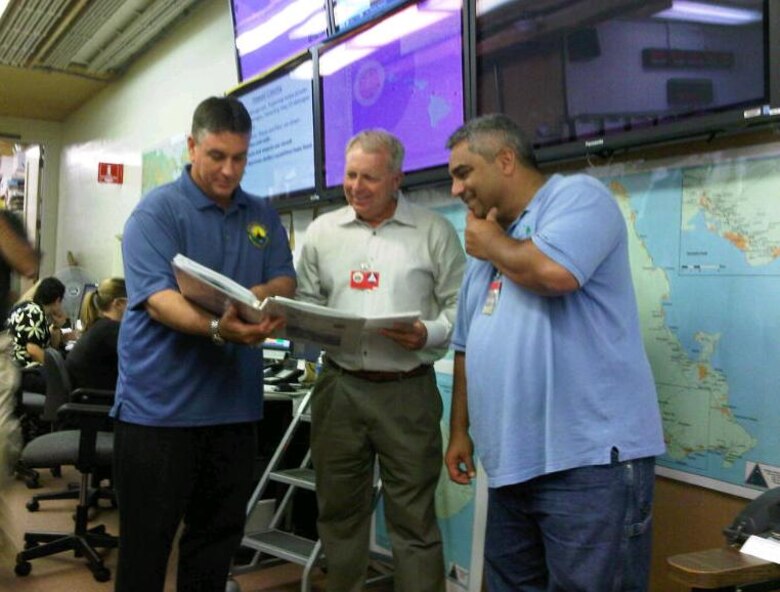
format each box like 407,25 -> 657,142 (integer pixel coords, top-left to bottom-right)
350,265 -> 380,290
482,272 -> 502,315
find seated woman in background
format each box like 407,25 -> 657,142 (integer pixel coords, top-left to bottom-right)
66,278 -> 126,390
6,277 -> 68,393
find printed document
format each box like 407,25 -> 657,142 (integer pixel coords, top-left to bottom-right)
172,254 -> 420,353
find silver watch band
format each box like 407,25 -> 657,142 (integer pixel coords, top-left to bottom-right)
209,318 -> 225,345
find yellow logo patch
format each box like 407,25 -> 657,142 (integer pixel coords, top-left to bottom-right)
247,222 -> 268,248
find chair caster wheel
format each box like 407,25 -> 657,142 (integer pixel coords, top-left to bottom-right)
24,476 -> 40,489
26,499 -> 39,512
226,579 -> 242,592
15,560 -> 32,576
93,567 -> 111,582
51,466 -> 62,478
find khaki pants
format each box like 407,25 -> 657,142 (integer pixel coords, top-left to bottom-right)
310,366 -> 445,592
0,332 -> 21,567
0,333 -> 21,483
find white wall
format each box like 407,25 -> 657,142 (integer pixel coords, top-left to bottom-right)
55,1 -> 239,278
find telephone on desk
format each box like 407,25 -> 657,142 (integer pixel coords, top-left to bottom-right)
724,487 -> 780,545
265,367 -> 303,385
263,360 -> 304,388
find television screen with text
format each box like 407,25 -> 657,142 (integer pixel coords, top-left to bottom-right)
235,59 -> 316,202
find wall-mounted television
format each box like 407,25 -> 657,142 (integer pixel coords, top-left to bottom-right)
318,0 -> 468,191
475,0 -> 780,164
230,0 -> 329,82
333,0 -> 407,32
229,54 -> 320,210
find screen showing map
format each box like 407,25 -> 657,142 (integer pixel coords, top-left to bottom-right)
234,59 -> 316,202
231,0 -> 328,81
319,0 -> 465,188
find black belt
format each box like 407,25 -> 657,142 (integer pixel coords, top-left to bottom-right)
325,358 -> 432,383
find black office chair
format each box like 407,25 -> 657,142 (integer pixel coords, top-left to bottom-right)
18,348 -> 116,511
18,370 -> 46,442
14,380 -> 46,488
12,363 -> 57,489
14,348 -> 117,582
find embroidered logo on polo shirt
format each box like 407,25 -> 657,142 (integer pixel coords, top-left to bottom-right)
247,222 -> 268,248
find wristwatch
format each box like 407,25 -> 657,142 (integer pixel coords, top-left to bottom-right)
209,318 -> 225,346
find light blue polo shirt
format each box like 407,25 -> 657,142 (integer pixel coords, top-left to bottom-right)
112,166 -> 295,427
452,173 -> 665,488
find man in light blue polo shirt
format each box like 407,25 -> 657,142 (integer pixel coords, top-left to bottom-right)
444,114 -> 665,592
112,96 -> 296,592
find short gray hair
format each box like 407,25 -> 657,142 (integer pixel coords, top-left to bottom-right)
346,129 -> 405,174
446,114 -> 537,169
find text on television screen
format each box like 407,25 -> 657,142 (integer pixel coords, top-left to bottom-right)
237,60 -> 317,200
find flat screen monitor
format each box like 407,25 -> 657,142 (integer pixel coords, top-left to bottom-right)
230,0 -> 328,82
319,0 -> 466,189
231,56 -> 318,208
333,0 -> 407,32
263,337 -> 293,361
476,0 -> 780,163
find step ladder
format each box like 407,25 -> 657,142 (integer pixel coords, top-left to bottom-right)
229,389 -> 392,591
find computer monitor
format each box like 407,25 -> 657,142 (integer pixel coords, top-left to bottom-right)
263,337 -> 293,362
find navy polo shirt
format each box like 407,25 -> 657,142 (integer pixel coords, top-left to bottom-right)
112,166 -> 295,427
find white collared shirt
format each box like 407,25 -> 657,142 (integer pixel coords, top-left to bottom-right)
296,193 -> 466,371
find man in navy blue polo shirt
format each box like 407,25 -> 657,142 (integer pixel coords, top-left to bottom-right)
112,96 -> 296,592
444,114 -> 664,592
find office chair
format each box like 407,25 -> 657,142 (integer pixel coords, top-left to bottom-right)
12,363 -> 58,488
14,348 -> 118,582
14,380 -> 46,488
18,348 -> 116,511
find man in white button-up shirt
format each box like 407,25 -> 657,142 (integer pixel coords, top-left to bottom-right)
296,129 -> 465,592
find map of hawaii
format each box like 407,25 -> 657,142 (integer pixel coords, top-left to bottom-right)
610,180 -> 756,468
681,158 -> 780,270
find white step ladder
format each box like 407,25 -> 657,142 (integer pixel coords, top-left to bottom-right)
228,389 -> 392,591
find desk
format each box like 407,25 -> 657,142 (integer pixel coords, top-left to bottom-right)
668,547 -> 780,591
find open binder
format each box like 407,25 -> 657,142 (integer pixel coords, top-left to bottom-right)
172,254 -> 420,353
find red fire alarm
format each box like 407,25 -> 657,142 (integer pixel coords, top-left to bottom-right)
98,162 -> 124,184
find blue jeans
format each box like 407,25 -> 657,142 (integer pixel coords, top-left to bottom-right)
485,453 -> 655,592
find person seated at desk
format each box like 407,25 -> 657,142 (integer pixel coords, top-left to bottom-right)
66,278 -> 126,390
6,277 -> 70,393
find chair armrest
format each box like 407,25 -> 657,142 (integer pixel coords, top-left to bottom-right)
57,402 -> 113,432
71,388 -> 115,404
56,402 -> 113,472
